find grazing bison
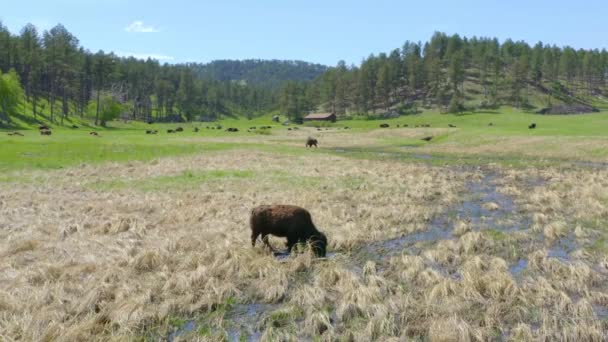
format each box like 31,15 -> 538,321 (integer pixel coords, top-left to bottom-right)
194,127 -> 200,132
448,124 -> 456,128
167,129 -> 175,133
226,127 -> 239,132
380,123 -> 390,128
175,127 -> 184,132
528,123 -> 536,129
146,130 -> 158,134
421,136 -> 433,142
71,125 -> 79,129
488,122 -> 494,126
249,126 -> 256,130
40,129 -> 52,136
250,205 -> 327,257
306,137 -> 318,148
39,125 -> 50,130
89,132 -> 100,136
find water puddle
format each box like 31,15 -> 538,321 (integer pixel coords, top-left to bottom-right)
227,303 -> 278,341
352,171 -> 530,276
593,304 -> 608,321
546,234 -> 577,263
509,259 -> 528,277
168,320 -> 196,342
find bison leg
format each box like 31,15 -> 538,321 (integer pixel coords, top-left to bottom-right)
286,237 -> 298,254
251,231 -> 260,247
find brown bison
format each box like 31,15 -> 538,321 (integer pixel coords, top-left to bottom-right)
528,123 -> 536,129
306,137 -> 318,148
380,123 -> 389,128
250,205 -> 327,257
89,132 -> 100,136
175,127 -> 184,132
421,136 -> 433,142
167,129 -> 175,133
40,129 -> 52,136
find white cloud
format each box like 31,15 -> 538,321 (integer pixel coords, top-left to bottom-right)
124,20 -> 160,33
116,51 -> 174,61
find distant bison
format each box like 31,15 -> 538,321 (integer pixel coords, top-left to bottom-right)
146,130 -> 158,134
380,123 -> 390,128
528,123 -> 536,129
167,129 -> 175,133
71,125 -> 79,129
226,127 -> 239,132
194,127 -> 200,132
448,124 -> 456,128
421,136 -> 433,142
488,122 -> 494,126
89,132 -> 100,136
175,127 -> 184,132
306,137 -> 318,148
40,129 -> 52,136
250,205 -> 327,257
39,125 -> 50,130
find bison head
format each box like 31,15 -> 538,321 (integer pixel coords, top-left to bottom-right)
310,232 -> 327,257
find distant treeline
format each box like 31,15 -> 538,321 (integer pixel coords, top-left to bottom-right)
1,22 -> 321,124
279,32 -> 608,118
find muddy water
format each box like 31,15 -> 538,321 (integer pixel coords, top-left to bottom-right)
352,171 -> 532,276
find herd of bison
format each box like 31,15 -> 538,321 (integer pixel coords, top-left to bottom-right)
5,121 -> 540,139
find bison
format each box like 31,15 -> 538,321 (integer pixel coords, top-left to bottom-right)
40,129 -> 52,136
306,137 -> 318,148
448,124 -> 456,128
226,127 -> 239,132
194,127 -> 200,132
421,136 -> 433,142
250,205 -> 327,257
39,125 -> 50,130
167,129 -> 175,133
528,123 -> 536,129
380,123 -> 389,128
175,127 -> 184,132
146,130 -> 158,134
89,132 -> 100,136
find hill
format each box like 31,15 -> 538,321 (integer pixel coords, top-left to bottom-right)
190,59 -> 328,90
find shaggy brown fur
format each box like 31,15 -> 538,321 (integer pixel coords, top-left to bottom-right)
421,136 -> 433,141
529,123 -> 536,129
250,205 -> 327,257
40,129 -> 51,136
306,137 -> 318,148
89,132 -> 99,136
380,123 -> 389,128
175,127 -> 184,132
167,129 -> 175,133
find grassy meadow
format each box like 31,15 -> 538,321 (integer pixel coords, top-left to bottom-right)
1,108 -> 608,341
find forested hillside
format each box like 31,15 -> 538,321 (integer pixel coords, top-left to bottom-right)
191,60 -> 327,90
279,32 -> 608,118
0,22 -> 280,126
2,21 -> 608,127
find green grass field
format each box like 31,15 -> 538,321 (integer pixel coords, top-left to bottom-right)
2,107 -> 608,174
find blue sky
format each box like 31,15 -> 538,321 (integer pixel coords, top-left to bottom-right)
2,0 -> 607,66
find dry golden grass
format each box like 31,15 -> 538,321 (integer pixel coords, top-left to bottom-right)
1,148 -> 608,341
